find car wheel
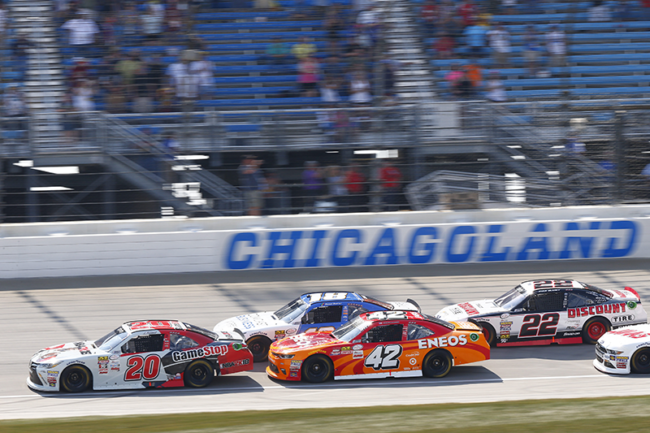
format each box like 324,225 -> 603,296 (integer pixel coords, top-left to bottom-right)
480,323 -> 496,347
632,349 -> 650,374
247,336 -> 272,362
60,365 -> 92,393
582,317 -> 610,344
301,355 -> 333,383
422,349 -> 453,378
184,359 -> 215,388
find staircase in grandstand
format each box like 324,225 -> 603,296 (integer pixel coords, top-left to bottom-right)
9,0 -> 65,148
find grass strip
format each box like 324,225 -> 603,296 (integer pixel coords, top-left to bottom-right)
3,395 -> 650,433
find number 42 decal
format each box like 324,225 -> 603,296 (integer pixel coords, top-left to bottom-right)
364,345 -> 403,370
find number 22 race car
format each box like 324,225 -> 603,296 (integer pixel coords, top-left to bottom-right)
214,292 -> 420,362
266,311 -> 490,383
28,320 -> 253,393
435,279 -> 646,347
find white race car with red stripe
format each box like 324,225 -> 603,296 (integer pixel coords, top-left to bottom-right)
28,320 -> 253,393
435,280 -> 646,347
594,324 -> 650,374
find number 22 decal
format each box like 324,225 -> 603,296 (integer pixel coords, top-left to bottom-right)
125,355 -> 161,381
364,345 -> 403,370
519,313 -> 560,338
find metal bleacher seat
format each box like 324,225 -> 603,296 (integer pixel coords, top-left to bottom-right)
197,97 -> 323,108
194,21 -> 323,32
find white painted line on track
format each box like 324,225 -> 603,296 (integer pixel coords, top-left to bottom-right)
0,374 -> 609,400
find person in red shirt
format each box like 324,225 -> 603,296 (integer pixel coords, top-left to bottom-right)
379,160 -> 402,211
433,32 -> 455,59
344,164 -> 367,212
457,0 -> 477,28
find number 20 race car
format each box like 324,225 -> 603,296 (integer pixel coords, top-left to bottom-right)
214,292 -> 420,362
435,280 -> 646,347
266,311 -> 490,383
594,325 -> 650,374
28,320 -> 253,393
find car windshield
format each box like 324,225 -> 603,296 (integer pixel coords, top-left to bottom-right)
94,326 -> 128,351
274,297 -> 310,323
494,285 -> 529,310
331,317 -> 373,342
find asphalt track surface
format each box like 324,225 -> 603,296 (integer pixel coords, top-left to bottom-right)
4,259 -> 650,420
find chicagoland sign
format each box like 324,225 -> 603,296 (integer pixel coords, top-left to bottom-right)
223,220 -> 638,270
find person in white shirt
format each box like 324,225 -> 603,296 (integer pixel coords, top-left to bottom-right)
167,56 -> 197,101
485,71 -> 507,102
61,12 -> 99,58
487,24 -> 511,68
189,53 -> 214,99
589,0 -> 612,21
546,25 -> 567,70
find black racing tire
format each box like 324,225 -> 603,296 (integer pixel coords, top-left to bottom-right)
422,349 -> 453,378
60,365 -> 92,393
301,355 -> 334,383
184,359 -> 215,388
582,317 -> 611,345
479,323 -> 497,347
631,348 -> 650,374
247,336 -> 272,362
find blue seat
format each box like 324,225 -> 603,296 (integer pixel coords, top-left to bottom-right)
199,31 -> 327,41
570,53 -> 650,63
491,12 -> 587,23
214,86 -> 295,95
195,11 -> 292,20
225,124 -> 261,133
208,41 -> 326,51
2,130 -> 25,139
213,75 -> 297,84
194,21 -> 322,31
570,43 -> 650,53
197,97 -> 323,107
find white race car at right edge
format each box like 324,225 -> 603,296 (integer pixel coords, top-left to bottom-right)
594,324 -> 650,374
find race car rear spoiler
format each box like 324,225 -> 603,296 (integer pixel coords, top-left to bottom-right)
407,298 -> 421,313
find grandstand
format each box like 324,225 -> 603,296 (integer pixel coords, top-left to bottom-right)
0,0 -> 649,223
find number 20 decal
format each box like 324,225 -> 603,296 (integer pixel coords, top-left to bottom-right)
519,313 -> 560,338
125,355 -> 161,381
364,345 -> 403,370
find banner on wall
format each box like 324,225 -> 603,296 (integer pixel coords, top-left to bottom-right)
222,219 -> 640,270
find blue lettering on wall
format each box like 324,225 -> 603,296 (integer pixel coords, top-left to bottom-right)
261,231 -> 303,268
481,225 -> 511,262
226,232 -> 258,270
407,227 -> 438,264
446,226 -> 476,263
305,230 -> 328,268
517,223 -> 550,260
364,228 -> 399,265
601,220 -> 638,258
559,221 -> 600,259
331,229 -> 362,267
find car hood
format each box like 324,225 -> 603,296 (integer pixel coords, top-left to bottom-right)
31,341 -> 96,364
214,312 -> 284,336
436,300 -> 505,322
599,324 -> 650,348
271,332 -> 338,352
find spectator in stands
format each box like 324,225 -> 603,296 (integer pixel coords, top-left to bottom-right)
320,79 -> 341,103
116,51 -> 143,99
239,155 -> 266,216
324,6 -> 346,42
357,4 -> 381,53
101,14 -> 118,47
302,161 -> 324,212
379,159 -> 402,211
0,3 -> 6,44
297,55 -> 321,97
546,25 -> 567,72
265,38 -> 291,65
62,11 -> 100,58
457,0 -> 477,28
487,23 -> 510,68
349,71 -> 372,105
523,25 -> 542,78
589,0 -> 612,22
345,164 -> 366,212
420,0 -> 438,37
190,52 -> 214,99
439,0 -> 456,23
434,32 -> 455,59
146,53 -> 166,98
440,16 -> 463,43
292,37 -> 317,60
165,0 -> 184,43
3,85 -> 27,131
133,62 -> 153,113
464,62 -> 482,89
11,34 -> 33,81
105,83 -> 127,113
72,79 -> 95,111
166,53 -> 194,108
445,63 -> 464,96
485,71 -> 507,102
501,0 -> 516,15
141,6 -> 164,45
119,3 -> 139,46
326,165 -> 348,212
463,22 -> 487,59
454,70 -> 475,98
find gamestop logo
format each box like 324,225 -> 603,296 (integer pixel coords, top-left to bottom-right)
171,345 -> 229,363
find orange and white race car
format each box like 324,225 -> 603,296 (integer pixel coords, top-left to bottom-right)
266,311 -> 490,383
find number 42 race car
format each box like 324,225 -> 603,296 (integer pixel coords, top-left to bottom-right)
435,280 -> 646,347
267,310 -> 490,383
28,320 -> 253,393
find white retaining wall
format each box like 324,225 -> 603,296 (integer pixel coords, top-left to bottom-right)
1,205 -> 649,278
